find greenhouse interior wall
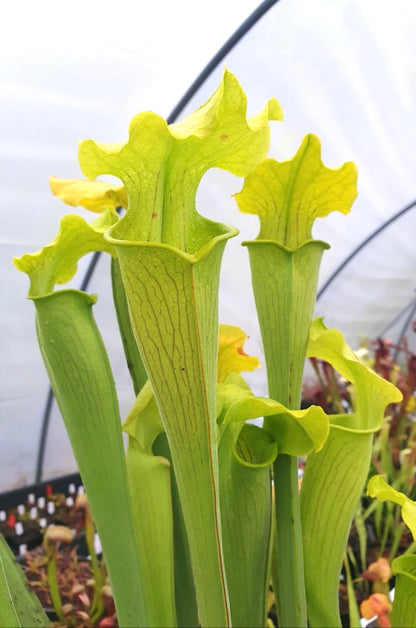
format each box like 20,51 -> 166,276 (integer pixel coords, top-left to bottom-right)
2,0 -> 416,492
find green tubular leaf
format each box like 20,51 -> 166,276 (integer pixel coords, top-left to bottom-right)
215,369 -> 325,627
392,554 -> 416,579
111,258 -> 147,395
153,432 -> 199,628
122,382 -> 177,627
343,553 -> 362,628
219,423 -> 273,627
13,210 -> 117,297
301,320 -> 402,628
235,133 -> 357,402
246,241 -> 328,409
271,454 -> 306,627
391,555 -> 416,628
144,326 -> 262,628
235,135 -> 357,628
367,475 -> 416,540
217,376 -> 329,456
33,290 -> 148,627
0,533 -> 50,627
353,502 -> 368,578
242,227 -> 329,628
78,69 -> 281,252
247,242 -> 329,627
45,555 -> 64,623
233,423 -> 277,467
110,239 -> 232,627
307,318 -> 402,431
123,379 -> 164,447
301,429 -> 373,627
234,134 -> 358,248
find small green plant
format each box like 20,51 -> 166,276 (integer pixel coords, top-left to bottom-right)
3,69 -> 407,627
23,543 -> 115,628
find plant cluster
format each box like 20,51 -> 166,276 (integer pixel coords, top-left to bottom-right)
2,70 -> 414,627
23,545 -> 115,628
1,489 -> 115,627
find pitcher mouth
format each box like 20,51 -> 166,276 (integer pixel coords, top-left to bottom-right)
242,238 -> 330,253
105,219 -> 239,264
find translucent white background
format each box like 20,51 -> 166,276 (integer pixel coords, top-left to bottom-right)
1,0 -> 415,490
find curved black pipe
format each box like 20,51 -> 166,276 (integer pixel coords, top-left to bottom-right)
34,0 -> 280,483
393,296 -> 416,360
378,296 -> 416,338
34,388 -> 55,484
167,0 -> 280,124
317,198 -> 416,300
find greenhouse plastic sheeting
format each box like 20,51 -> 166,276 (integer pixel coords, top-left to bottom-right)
1,0 -> 415,491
